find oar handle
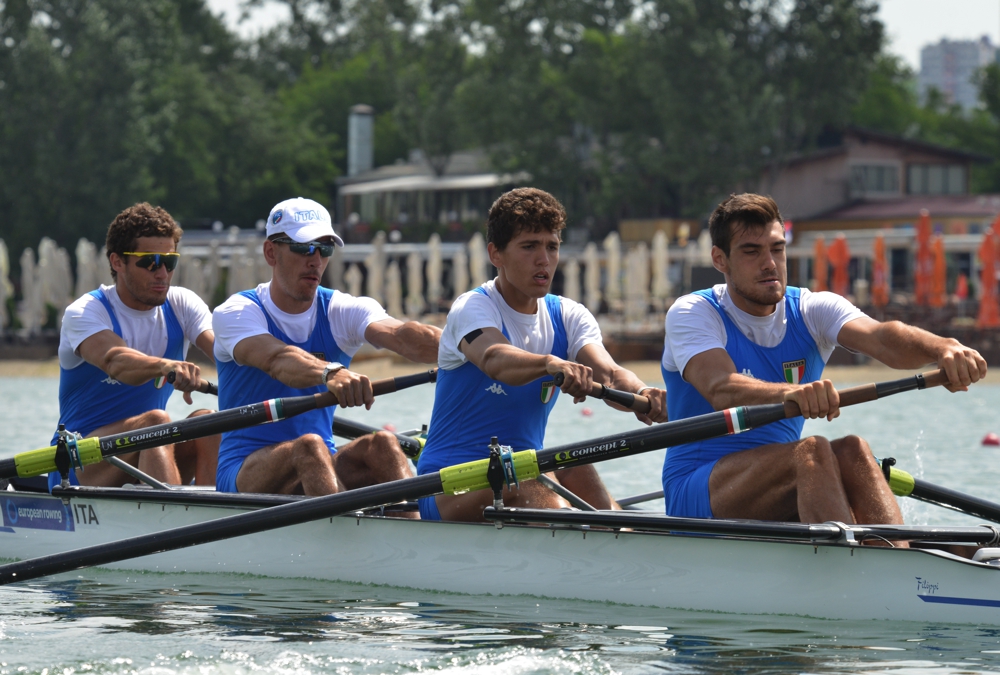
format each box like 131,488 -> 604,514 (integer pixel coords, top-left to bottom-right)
314,369 -> 438,407
165,371 -> 218,397
780,369 -> 947,418
552,373 -> 652,414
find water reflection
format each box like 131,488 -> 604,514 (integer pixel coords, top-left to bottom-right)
3,572 -> 1000,673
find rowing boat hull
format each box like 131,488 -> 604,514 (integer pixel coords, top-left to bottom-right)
2,489 -> 999,624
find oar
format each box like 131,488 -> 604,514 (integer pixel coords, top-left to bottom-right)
333,418 -> 425,459
0,369 -> 946,585
552,373 -> 652,414
882,460 -> 1000,524
0,369 -> 438,481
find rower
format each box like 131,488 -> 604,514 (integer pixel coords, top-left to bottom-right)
661,193 -> 987,539
49,203 -> 218,490
211,197 -> 440,499
417,187 -> 668,522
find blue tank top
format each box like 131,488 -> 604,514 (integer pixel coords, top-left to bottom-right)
49,288 -> 184,489
661,286 -> 825,486
417,289 -> 568,475
215,287 -> 351,492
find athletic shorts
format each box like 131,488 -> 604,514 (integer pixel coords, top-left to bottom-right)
663,459 -> 718,519
215,459 -> 241,493
418,496 -> 442,521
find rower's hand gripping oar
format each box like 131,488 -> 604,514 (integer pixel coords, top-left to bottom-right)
0,368 -> 947,586
552,372 -> 652,414
0,369 -> 438,481
160,371 -> 218,397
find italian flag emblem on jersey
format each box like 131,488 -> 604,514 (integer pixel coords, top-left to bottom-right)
540,381 -> 556,404
783,359 -> 806,384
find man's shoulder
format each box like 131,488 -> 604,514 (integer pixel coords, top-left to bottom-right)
213,286 -> 264,315
166,285 -> 210,310
668,288 -> 719,316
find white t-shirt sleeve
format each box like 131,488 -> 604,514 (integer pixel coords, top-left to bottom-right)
168,287 -> 214,346
799,289 -> 868,354
663,293 -> 727,378
438,291 -> 504,370
559,297 -> 603,361
61,293 -> 115,354
212,293 -> 270,364
327,292 -> 390,358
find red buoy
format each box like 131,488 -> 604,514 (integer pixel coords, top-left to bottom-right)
383,423 -> 397,432
983,433 -> 1000,446
582,408 -> 593,417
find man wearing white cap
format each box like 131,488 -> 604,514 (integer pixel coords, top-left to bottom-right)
212,198 -> 441,498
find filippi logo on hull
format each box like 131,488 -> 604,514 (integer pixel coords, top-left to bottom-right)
3,495 -> 74,531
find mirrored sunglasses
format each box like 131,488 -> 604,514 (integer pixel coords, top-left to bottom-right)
272,237 -> 334,258
122,252 -> 180,272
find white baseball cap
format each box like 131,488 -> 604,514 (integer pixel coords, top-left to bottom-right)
266,197 -> 344,246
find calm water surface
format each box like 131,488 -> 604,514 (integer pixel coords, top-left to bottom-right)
1,373 -> 1000,674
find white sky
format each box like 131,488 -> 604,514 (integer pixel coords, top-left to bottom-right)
205,0 -> 1000,71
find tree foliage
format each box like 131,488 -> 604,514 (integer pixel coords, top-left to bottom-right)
8,0 -> 992,262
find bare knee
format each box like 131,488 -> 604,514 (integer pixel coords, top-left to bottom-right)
794,436 -> 838,472
131,409 -> 170,428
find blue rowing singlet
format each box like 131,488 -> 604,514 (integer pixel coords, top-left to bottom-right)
661,286 -> 824,516
214,287 -> 351,493
418,289 -> 568,480
49,288 -> 184,489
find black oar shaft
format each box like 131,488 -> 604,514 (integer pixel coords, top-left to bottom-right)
0,370 -> 438,480
910,478 -> 1000,524
333,418 -> 423,458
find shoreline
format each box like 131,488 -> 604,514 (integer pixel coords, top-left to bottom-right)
1,358 -> 995,386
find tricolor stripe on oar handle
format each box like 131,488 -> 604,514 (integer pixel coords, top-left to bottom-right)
552,372 -> 652,414
0,367 -> 947,586
0,369 -> 438,481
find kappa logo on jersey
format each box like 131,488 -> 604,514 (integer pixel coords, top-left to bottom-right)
485,382 -> 507,396
540,381 -> 556,404
100,376 -> 121,386
741,368 -> 755,379
782,359 -> 806,384
272,210 -> 283,224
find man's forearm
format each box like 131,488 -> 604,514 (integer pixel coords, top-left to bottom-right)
102,347 -> 168,386
705,375 -> 793,410
388,321 -> 442,364
265,347 -> 326,389
479,344 -> 551,385
867,321 -> 952,369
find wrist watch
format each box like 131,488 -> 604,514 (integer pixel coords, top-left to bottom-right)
322,361 -> 345,383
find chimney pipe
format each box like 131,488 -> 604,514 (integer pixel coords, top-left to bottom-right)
348,104 -> 374,177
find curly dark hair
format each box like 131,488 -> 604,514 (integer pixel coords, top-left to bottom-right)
486,188 -> 566,251
708,193 -> 783,256
105,203 -> 183,280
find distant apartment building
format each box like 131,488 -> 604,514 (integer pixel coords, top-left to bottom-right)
919,36 -> 997,111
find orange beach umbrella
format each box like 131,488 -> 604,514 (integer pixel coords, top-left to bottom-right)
828,233 -> 851,297
872,233 -> 889,308
976,228 -> 1000,328
813,236 -> 828,292
930,235 -> 947,308
915,209 -> 933,305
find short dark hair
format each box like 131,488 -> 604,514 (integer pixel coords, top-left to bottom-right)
105,203 -> 182,280
487,188 -> 566,251
708,193 -> 782,256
